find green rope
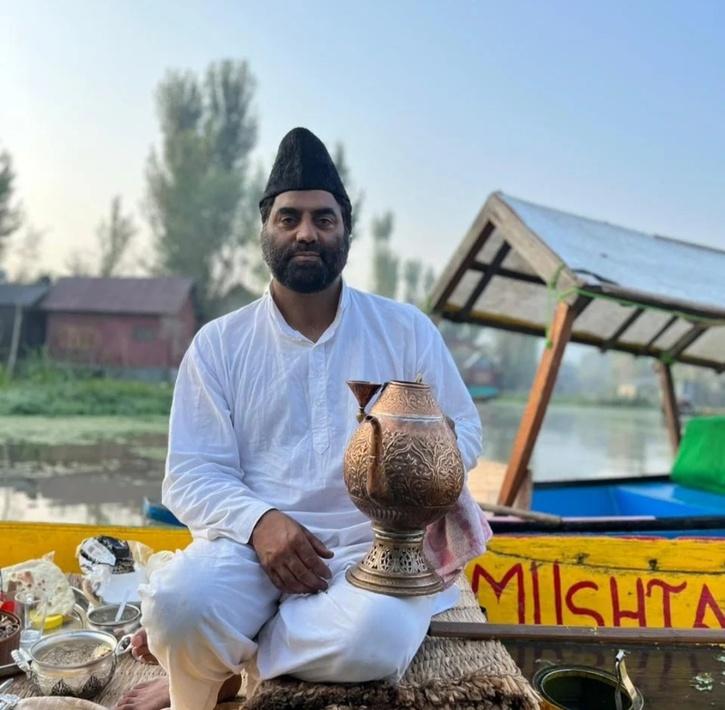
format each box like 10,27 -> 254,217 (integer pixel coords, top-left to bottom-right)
544,264 -> 567,349
543,268 -> 725,361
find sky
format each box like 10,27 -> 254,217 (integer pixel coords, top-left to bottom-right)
1,0 -> 724,291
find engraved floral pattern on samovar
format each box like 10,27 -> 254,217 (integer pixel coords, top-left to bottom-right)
344,379 -> 464,596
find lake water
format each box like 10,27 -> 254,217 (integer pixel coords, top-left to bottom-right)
0,402 -> 675,525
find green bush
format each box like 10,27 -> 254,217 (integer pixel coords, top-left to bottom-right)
0,377 -> 173,416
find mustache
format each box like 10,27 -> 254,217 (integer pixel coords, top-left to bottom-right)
284,244 -> 323,258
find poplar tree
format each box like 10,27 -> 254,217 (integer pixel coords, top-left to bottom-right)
145,60 -> 260,316
0,149 -> 23,261
98,196 -> 136,277
370,211 -> 399,298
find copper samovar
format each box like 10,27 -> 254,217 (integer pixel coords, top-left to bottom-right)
343,379 -> 464,596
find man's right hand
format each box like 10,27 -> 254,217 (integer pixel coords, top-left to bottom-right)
250,510 -> 334,594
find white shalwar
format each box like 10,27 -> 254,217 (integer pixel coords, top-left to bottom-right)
140,282 -> 482,710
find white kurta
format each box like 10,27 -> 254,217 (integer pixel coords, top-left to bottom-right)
163,281 -> 482,548
142,283 -> 483,710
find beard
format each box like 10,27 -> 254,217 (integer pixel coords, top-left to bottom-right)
261,227 -> 350,294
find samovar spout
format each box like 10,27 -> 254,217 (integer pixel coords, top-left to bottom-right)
365,414 -> 386,501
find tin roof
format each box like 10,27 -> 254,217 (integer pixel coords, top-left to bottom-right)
431,192 -> 725,371
41,276 -> 194,316
0,282 -> 49,308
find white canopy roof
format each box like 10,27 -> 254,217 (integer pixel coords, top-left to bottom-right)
431,193 -> 725,371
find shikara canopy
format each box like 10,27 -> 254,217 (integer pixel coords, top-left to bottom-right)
432,193 -> 725,372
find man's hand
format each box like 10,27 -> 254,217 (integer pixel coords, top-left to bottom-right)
250,510 -> 334,594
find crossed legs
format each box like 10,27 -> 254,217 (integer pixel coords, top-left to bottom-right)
116,536 -> 450,710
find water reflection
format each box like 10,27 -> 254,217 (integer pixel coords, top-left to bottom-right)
480,400 -> 674,480
0,435 -> 165,525
0,402 -> 675,524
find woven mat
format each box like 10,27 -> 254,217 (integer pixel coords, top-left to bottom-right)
242,577 -> 540,710
8,577 -> 538,710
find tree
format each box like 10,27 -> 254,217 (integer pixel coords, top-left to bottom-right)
0,149 -> 23,261
421,266 -> 436,311
98,196 -> 136,277
145,59 -> 260,316
65,249 -> 92,277
12,225 -> 43,282
370,211 -> 399,298
492,331 -> 538,393
402,259 -> 423,304
332,143 -> 364,238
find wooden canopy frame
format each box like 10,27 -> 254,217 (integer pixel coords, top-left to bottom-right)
431,193 -> 722,506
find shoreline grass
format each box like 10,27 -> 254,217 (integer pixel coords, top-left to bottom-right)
0,415 -> 169,446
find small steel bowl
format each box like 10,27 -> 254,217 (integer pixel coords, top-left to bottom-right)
12,629 -> 131,699
86,604 -> 141,640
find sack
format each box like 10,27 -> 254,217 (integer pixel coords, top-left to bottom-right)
671,416 -> 725,495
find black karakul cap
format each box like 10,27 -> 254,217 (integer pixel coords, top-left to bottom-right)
260,127 -> 350,211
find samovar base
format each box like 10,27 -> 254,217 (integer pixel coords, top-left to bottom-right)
345,525 -> 443,597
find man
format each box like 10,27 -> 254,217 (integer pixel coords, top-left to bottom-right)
116,128 -> 490,710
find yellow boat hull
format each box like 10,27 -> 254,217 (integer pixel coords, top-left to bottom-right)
3,522 -> 724,630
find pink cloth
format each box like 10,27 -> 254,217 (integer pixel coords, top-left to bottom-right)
424,484 -> 493,587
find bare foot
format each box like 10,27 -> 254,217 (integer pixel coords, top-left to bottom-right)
114,674 -> 242,710
114,678 -> 169,710
130,628 -> 158,665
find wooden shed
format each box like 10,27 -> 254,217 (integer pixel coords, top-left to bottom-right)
0,281 -> 49,375
432,192 -> 725,505
40,276 -> 197,379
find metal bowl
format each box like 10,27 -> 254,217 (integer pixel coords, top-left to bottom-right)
11,629 -> 131,699
86,603 -> 141,640
533,664 -> 644,710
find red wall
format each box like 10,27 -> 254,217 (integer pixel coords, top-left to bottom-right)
46,297 -> 197,369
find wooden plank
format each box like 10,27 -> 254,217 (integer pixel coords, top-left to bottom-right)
0,521 -> 191,572
643,315 -> 678,351
596,281 -> 725,324
440,305 -> 725,371
431,218 -> 494,312
428,621 -> 725,645
490,514 -> 725,535
666,323 -> 708,359
478,501 -> 561,525
461,242 -> 511,315
466,536 -> 725,630
486,193 -> 579,299
467,458 -> 533,510
658,362 -> 681,454
497,300 -> 580,506
470,262 -> 545,285
600,307 -> 644,352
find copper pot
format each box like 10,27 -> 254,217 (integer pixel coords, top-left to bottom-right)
344,379 -> 464,596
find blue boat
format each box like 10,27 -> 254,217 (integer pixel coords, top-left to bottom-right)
466,384 -> 500,401
533,475 -> 725,521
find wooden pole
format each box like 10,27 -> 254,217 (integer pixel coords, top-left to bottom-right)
428,620 -> 725,646
658,362 -> 681,454
498,300 -> 577,506
478,501 -> 561,525
6,303 -> 23,379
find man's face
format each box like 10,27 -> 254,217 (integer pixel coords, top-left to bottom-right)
261,190 -> 350,294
